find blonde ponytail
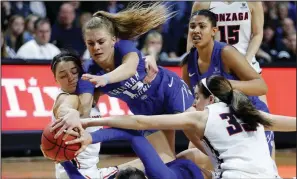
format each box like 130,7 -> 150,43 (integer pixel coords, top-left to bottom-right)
84,2 -> 176,40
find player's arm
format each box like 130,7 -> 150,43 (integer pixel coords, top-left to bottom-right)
51,94 -> 84,138
245,2 -> 264,63
78,93 -> 93,118
259,111 -> 296,132
222,45 -> 268,96
83,111 -> 206,132
181,59 -> 191,87
53,94 -> 80,119
103,52 -> 139,84
186,2 -> 211,52
52,78 -> 96,138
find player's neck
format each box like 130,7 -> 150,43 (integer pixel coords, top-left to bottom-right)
96,48 -> 115,72
197,40 -> 214,62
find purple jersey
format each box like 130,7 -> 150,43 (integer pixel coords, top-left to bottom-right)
187,41 -> 269,113
77,40 -> 194,115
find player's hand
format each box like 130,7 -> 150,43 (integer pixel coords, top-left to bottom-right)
82,74 -> 108,87
50,109 -> 84,140
144,55 -> 158,84
65,130 -> 92,156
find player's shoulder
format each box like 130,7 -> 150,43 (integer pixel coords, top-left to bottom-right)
247,2 -> 262,11
192,2 -> 211,12
82,59 -> 99,73
115,39 -> 136,48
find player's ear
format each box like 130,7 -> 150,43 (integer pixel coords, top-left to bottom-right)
209,95 -> 216,104
211,26 -> 218,37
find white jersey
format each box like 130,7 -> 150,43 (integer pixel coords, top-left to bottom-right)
52,89 -> 103,179
210,2 -> 262,73
203,102 -> 280,178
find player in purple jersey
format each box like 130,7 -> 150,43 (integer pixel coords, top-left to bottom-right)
61,128 -> 205,179
51,2 -> 196,172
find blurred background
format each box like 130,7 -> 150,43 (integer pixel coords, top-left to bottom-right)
1,1 -> 296,178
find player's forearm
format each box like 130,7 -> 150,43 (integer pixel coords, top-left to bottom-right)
260,111 -> 296,132
105,63 -> 136,84
56,95 -> 80,119
229,78 -> 267,96
79,93 -> 93,118
245,34 -> 263,63
85,115 -> 149,130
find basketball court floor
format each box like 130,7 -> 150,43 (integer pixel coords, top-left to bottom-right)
2,149 -> 296,178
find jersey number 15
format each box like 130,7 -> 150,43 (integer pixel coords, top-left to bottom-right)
218,25 -> 240,45
220,113 -> 256,136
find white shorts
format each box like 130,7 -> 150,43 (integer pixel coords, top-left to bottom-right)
250,56 -> 262,74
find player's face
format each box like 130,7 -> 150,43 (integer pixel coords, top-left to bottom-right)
54,61 -> 79,93
84,28 -> 116,64
194,86 -> 213,111
189,15 -> 217,48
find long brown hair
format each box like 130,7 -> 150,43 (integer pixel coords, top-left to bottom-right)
198,76 -> 272,130
83,2 -> 176,40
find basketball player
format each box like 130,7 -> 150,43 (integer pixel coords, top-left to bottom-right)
40,51 -> 118,179
185,2 -> 276,159
51,2 -> 196,167
68,75 -> 296,178
181,9 -> 275,159
187,2 -> 264,72
62,128 -> 206,179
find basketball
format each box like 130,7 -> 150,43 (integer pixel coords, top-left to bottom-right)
41,123 -> 81,162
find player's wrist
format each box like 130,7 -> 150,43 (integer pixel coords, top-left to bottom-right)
103,74 -> 109,84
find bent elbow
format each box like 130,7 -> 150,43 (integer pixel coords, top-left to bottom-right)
259,79 -> 268,95
129,69 -> 137,77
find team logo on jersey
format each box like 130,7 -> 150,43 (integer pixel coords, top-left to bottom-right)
241,3 -> 247,9
214,67 -> 221,74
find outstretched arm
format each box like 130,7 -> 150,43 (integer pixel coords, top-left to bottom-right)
82,111 -> 205,131
259,111 -> 296,132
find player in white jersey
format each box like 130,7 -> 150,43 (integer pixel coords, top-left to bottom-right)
52,90 -> 105,179
72,75 -> 296,178
40,51 -> 118,179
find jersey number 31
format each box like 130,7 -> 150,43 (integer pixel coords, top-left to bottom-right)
220,113 -> 256,136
